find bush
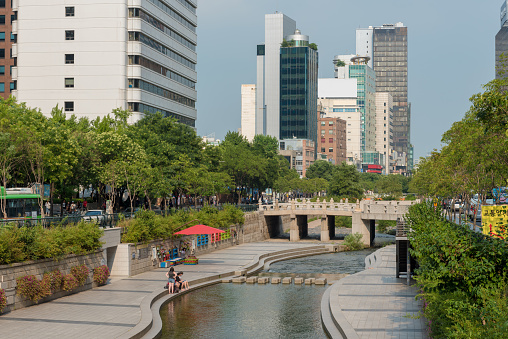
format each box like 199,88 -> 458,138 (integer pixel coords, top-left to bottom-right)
70,265 -> 89,286
407,202 -> 508,338
62,274 -> 79,291
335,216 -> 352,228
343,233 -> 364,251
0,222 -> 103,265
0,288 -> 6,313
93,265 -> 110,286
16,275 -> 51,303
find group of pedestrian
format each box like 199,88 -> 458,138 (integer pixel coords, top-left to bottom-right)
165,267 -> 189,294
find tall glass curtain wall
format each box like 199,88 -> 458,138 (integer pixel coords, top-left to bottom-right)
280,47 -> 318,143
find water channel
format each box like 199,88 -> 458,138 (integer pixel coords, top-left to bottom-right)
160,247 -> 377,338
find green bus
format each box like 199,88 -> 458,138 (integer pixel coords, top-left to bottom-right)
0,187 -> 41,219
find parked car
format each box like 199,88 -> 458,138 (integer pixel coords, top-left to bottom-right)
454,201 -> 463,211
83,210 -> 105,223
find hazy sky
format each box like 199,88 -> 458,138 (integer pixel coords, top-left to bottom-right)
195,0 -> 500,160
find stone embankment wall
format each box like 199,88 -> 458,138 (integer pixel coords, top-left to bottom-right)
0,251 -> 104,314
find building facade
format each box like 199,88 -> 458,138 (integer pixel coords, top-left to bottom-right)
317,114 -> 347,165
279,29 -> 318,144
318,78 -> 361,167
0,0 -> 16,99
496,1 -> 508,78
279,139 -> 315,177
256,13 -> 296,138
375,92 -> 393,174
14,0 -> 197,126
240,84 -> 256,141
356,23 -> 409,171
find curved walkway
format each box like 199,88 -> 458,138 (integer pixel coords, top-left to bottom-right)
0,242 -> 322,339
322,245 -> 428,338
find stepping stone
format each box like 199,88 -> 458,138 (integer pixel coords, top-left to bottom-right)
232,277 -> 246,283
246,277 -> 257,284
235,270 -> 247,276
221,278 -> 232,283
282,277 -> 292,284
294,277 -> 304,284
315,278 -> 327,285
257,277 -> 269,284
271,277 -> 281,284
304,278 -> 315,285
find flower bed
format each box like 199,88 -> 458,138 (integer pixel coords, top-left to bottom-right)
93,265 -> 110,286
0,288 -> 6,313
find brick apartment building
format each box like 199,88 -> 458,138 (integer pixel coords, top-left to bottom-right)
318,114 -> 347,165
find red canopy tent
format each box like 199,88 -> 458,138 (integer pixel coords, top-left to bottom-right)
174,224 -> 225,235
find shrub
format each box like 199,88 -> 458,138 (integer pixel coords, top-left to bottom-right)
62,274 -> 79,291
0,288 -> 6,313
93,265 -> 110,285
70,265 -> 89,286
343,233 -> 364,251
0,225 -> 26,264
16,275 -> 51,303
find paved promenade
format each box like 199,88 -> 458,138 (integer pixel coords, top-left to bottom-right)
0,242 -> 317,339
327,245 -> 427,339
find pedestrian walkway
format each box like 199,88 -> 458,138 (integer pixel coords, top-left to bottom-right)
324,245 -> 427,339
0,242 -> 318,339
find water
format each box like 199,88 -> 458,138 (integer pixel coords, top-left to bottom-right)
160,248 -> 376,338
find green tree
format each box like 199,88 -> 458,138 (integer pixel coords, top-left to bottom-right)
328,163 -> 363,199
376,175 -> 403,198
306,160 -> 337,181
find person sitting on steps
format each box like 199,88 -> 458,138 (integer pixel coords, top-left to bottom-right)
176,272 -> 189,291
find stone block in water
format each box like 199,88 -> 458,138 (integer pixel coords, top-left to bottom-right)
282,277 -> 292,284
304,278 -> 315,285
271,277 -> 281,284
246,277 -> 257,284
232,276 -> 246,283
315,278 -> 327,285
257,277 -> 269,284
294,277 -> 304,284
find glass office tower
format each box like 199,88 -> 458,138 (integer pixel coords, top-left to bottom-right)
279,30 -> 318,143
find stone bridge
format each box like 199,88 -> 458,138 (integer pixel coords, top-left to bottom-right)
258,198 -> 419,246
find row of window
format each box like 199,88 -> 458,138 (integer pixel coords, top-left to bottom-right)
332,108 -> 356,113
320,121 -> 335,126
0,32 -> 15,42
129,31 -> 195,70
147,0 -> 196,33
0,81 -> 16,92
128,78 -> 195,108
128,55 -> 195,89
129,9 -> 196,52
175,0 -> 197,14
128,102 -> 194,127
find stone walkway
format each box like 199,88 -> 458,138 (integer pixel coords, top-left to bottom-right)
0,242 -> 317,339
329,245 -> 427,339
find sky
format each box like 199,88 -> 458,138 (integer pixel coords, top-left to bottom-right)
194,0 -> 500,160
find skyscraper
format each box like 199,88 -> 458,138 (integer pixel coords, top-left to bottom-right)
356,23 -> 409,171
279,29 -> 318,143
496,1 -> 508,78
14,0 -> 197,126
256,13 -> 296,138
240,84 -> 256,142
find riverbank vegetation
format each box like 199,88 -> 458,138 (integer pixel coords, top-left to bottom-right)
0,222 -> 103,265
407,202 -> 508,338
120,205 -> 244,244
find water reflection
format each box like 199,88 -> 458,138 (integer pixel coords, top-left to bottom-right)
160,249 -> 375,338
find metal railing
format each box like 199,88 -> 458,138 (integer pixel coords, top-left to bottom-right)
0,204 -> 258,228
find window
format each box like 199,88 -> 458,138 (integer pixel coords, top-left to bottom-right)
329,121 -> 334,126
9,81 -> 15,91
0,49 -> 4,59
0,16 -> 4,25
321,138 -> 325,143
65,54 -> 74,64
329,148 -> 333,152
0,1 -> 4,8
10,13 -> 16,23
0,66 -> 4,75
329,138 -> 333,143
65,7 -> 75,17
320,121 -> 325,126
64,101 -> 74,112
65,30 -> 74,40
320,130 -> 325,135
10,33 -> 16,42
0,83 -> 4,93
329,129 -> 334,135
321,148 -> 325,153
0,32 -> 4,41
65,78 -> 74,88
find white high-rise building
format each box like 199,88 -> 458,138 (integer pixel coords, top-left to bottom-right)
256,13 -> 296,139
318,78 -> 361,167
375,92 -> 393,174
14,0 -> 197,127
240,84 -> 256,142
